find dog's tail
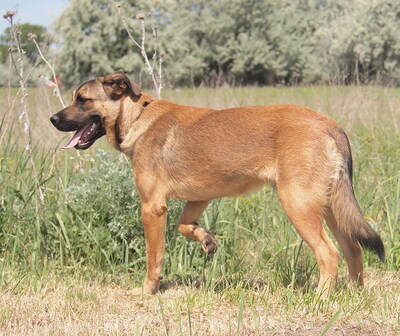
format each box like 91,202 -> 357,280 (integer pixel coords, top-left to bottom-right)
328,128 -> 385,261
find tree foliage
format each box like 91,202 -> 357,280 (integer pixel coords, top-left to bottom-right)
54,0 -> 170,87
0,23 -> 47,63
0,23 -> 49,87
4,0 -> 399,87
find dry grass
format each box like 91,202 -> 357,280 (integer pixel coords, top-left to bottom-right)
0,269 -> 398,335
1,85 -> 399,335
3,85 -> 400,150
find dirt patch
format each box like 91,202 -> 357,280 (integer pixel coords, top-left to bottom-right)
0,271 -> 398,335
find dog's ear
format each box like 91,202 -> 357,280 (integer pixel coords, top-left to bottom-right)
99,72 -> 141,100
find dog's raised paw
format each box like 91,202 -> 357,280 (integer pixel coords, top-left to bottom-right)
201,230 -> 217,255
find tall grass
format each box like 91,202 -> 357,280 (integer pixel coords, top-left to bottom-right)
0,86 -> 399,293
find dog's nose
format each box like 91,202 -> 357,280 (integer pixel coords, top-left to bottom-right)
50,114 -> 59,125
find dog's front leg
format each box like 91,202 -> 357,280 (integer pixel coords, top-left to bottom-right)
132,200 -> 167,295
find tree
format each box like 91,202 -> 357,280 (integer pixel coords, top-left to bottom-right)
0,21 -> 51,87
0,23 -> 47,63
0,44 -> 7,64
54,0 -> 171,88
307,0 -> 400,84
163,0 -> 283,86
53,0 -> 400,87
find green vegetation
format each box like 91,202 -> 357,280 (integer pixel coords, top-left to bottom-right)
0,86 -> 399,334
0,23 -> 50,87
1,2 -> 399,333
53,0 -> 400,87
0,23 -> 48,63
3,1 -> 400,88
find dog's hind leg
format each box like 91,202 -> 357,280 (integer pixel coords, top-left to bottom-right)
277,186 -> 340,298
324,208 -> 364,286
178,200 -> 217,255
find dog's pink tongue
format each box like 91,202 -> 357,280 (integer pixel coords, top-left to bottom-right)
62,128 -> 85,149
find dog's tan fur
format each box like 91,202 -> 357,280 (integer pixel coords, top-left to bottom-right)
51,72 -> 384,297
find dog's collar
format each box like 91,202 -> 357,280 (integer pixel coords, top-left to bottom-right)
134,100 -> 152,122
115,100 -> 153,146
115,116 -> 122,146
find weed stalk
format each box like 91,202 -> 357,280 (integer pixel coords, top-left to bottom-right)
4,11 -> 44,204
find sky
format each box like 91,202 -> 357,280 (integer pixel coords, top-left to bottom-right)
0,0 -> 69,34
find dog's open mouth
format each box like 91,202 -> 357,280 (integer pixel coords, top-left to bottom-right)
62,117 -> 105,150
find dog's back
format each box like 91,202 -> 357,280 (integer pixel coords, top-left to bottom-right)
133,103 -> 340,199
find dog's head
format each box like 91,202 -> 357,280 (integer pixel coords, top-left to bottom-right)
50,72 -> 141,150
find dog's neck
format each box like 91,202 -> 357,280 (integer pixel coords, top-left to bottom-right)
112,93 -> 156,154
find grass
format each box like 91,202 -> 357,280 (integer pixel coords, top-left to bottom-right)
0,85 -> 399,335
0,267 -> 398,335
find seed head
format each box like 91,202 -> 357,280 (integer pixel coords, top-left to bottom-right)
3,10 -> 16,20
27,32 -> 37,40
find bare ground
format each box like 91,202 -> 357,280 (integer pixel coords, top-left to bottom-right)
0,270 -> 398,335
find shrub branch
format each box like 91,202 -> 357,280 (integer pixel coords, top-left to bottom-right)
116,5 -> 163,98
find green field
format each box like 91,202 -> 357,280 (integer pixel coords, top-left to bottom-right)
0,86 -> 399,335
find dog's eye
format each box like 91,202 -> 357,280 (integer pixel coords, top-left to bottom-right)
76,96 -> 91,104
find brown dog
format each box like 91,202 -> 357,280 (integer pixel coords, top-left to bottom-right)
50,72 -> 384,297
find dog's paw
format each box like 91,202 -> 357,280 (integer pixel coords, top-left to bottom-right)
130,284 -> 159,296
129,287 -> 146,297
201,230 -> 217,255
130,287 -> 156,297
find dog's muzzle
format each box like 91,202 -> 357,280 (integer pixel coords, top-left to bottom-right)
50,113 -> 106,150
